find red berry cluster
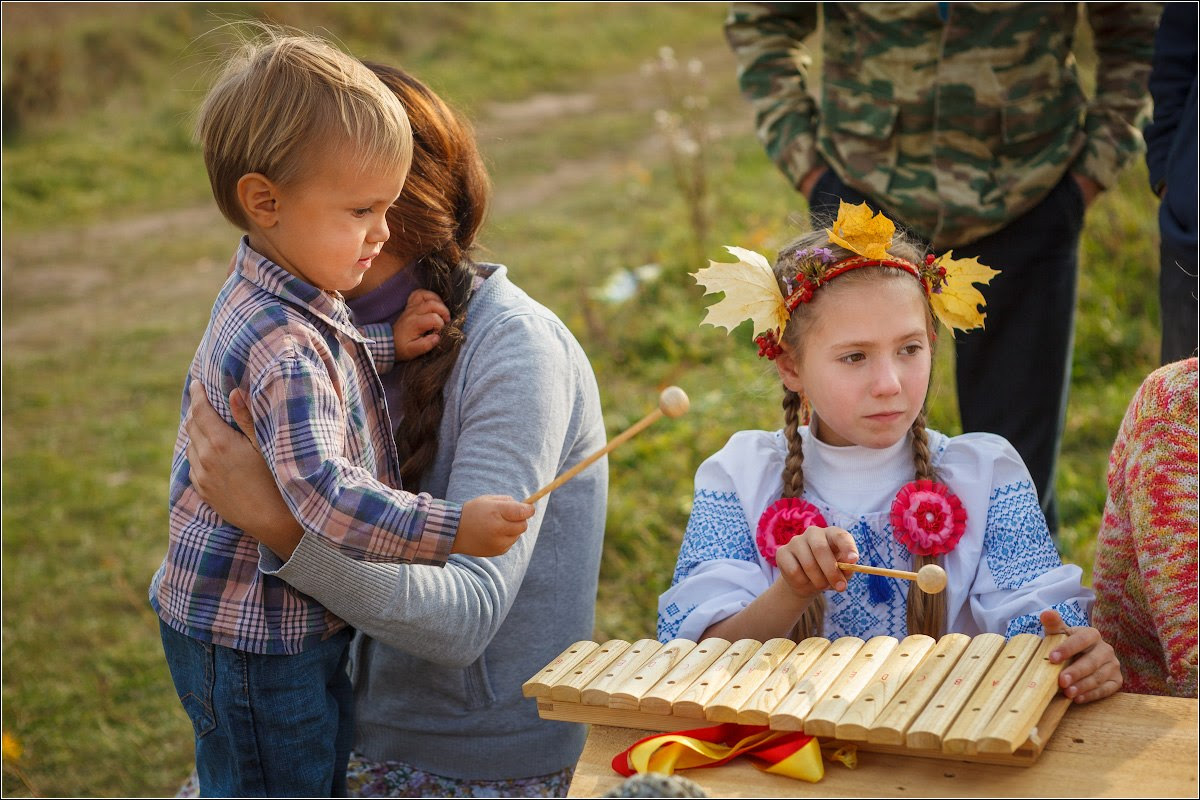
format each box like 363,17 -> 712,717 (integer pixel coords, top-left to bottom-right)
784,278 -> 816,312
922,253 -> 948,293
755,329 -> 784,360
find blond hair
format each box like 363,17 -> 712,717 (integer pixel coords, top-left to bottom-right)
197,26 -> 413,229
773,226 -> 947,641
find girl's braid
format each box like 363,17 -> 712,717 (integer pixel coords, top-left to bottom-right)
781,387 -> 825,640
905,408 -> 947,638
911,408 -> 935,482
781,389 -> 807,500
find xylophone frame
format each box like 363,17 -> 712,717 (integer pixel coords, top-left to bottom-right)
523,634 -> 1074,767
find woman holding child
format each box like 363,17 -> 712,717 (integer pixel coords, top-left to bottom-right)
185,61 -> 607,796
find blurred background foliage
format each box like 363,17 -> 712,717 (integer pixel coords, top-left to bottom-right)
1,3 -> 1161,796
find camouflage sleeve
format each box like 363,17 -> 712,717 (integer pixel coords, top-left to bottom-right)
724,2 -> 821,190
1074,2 -> 1159,189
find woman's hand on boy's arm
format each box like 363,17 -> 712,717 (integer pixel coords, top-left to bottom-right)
185,386 -> 304,558
1040,609 -> 1123,704
393,289 -> 450,361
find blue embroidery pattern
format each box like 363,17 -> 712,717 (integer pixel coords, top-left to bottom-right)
984,481 -> 1062,589
1005,600 -> 1089,638
657,603 -> 696,641
826,518 -> 909,639
671,490 -> 756,585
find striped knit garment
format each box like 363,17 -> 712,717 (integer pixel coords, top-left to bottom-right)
1092,357 -> 1198,697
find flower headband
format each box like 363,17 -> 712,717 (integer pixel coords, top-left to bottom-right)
692,202 -> 1000,359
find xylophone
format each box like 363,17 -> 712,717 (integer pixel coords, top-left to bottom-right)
523,633 -> 1074,767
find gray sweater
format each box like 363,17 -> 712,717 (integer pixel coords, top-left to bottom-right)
260,265 -> 607,779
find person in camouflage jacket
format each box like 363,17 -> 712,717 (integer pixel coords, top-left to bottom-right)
725,2 -> 1157,533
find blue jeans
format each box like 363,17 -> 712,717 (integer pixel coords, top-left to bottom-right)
160,620 -> 354,797
809,170 -> 1085,535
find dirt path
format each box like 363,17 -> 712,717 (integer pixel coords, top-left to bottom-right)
1,49 -> 753,358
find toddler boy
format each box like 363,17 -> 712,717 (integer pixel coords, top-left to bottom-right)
150,29 -> 531,796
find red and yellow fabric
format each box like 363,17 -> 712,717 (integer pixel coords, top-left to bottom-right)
611,723 -> 826,783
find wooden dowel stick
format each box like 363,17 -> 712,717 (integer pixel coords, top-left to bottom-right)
837,562 -> 948,594
524,409 -> 661,504
838,563 -> 919,581
523,386 -> 689,505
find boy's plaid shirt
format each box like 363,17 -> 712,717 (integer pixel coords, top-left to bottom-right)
150,238 -> 460,655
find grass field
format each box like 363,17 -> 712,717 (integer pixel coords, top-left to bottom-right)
1,3 -> 1163,796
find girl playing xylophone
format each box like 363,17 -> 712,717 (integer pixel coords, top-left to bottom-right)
659,203 -> 1122,704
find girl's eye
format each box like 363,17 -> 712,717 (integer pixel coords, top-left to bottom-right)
901,343 -> 923,355
352,207 -> 372,217
841,352 -> 866,364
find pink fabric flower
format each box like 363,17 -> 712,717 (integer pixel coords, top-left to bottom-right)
757,498 -> 828,567
889,479 -> 967,556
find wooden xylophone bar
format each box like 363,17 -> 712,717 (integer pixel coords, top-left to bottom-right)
523,633 -> 1073,767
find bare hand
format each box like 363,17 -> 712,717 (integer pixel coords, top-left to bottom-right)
393,289 -> 450,361
184,386 -> 303,556
453,495 -> 535,557
800,165 -> 828,199
1071,173 -> 1102,209
1040,609 -> 1123,703
774,525 -> 859,598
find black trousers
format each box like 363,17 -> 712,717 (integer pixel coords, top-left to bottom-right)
808,171 -> 1085,534
1159,239 -> 1199,365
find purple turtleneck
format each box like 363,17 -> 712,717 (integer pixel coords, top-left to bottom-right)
345,268 -> 419,417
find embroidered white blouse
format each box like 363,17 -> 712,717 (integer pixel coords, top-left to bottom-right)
658,426 -> 1093,643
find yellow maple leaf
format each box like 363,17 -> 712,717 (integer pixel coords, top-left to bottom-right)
930,250 -> 1001,333
827,201 -> 894,260
691,246 -> 788,337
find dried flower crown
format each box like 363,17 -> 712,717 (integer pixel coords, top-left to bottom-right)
692,202 -> 1000,359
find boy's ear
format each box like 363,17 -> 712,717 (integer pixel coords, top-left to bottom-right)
774,342 -> 805,393
236,173 -> 280,228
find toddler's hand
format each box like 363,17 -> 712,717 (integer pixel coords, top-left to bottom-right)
393,289 -> 450,361
774,525 -> 859,598
1040,609 -> 1123,704
454,495 -> 535,557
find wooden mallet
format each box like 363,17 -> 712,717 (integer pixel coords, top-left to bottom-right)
524,386 -> 690,504
836,562 -> 948,594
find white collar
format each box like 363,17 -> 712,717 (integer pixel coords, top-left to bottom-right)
802,421 -> 914,516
